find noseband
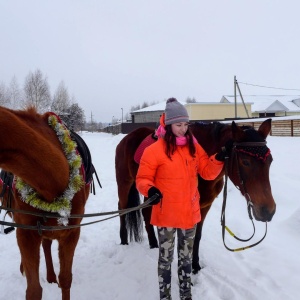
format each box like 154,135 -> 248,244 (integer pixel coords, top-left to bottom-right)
221,141 -> 270,252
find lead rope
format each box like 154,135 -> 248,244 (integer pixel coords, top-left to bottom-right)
220,153 -> 268,252
0,194 -> 158,234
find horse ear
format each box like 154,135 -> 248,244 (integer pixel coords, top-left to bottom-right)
258,119 -> 272,139
231,121 -> 245,140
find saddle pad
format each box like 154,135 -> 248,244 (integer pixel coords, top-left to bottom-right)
134,134 -> 157,164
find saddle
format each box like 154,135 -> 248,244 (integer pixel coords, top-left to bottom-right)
134,133 -> 158,164
0,170 -> 14,198
70,130 -> 95,184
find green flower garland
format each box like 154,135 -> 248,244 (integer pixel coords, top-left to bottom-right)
16,114 -> 84,225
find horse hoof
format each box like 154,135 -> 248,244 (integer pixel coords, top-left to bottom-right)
47,276 -> 58,284
192,263 -> 201,274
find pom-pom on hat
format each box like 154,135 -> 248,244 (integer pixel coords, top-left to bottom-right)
164,98 -> 189,125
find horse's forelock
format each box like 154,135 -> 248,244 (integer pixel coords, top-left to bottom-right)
243,128 -> 266,142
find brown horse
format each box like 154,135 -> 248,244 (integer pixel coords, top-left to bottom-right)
115,119 -> 276,273
0,106 -> 93,300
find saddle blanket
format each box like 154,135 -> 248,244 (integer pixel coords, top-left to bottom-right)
134,133 -> 157,164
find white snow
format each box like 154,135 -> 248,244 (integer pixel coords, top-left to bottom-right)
1,131 -> 299,300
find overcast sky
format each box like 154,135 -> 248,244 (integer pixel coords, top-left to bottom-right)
1,0 -> 300,123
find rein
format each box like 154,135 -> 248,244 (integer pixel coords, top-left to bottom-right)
220,141 -> 268,252
0,195 -> 158,235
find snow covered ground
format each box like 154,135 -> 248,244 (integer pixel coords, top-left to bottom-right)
1,132 -> 299,300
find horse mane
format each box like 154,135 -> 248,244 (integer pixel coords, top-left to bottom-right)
190,121 -> 231,155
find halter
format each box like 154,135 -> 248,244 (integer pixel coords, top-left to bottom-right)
221,141 -> 270,252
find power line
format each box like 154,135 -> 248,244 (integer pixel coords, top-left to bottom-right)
225,94 -> 300,97
238,81 -> 300,92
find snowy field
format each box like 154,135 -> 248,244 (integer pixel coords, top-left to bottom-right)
1,131 -> 299,300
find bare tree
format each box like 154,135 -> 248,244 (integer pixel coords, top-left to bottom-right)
8,76 -> 22,109
130,104 -> 141,111
186,97 -> 197,103
141,101 -> 149,108
0,81 -> 10,107
22,69 -> 51,113
51,81 -> 70,115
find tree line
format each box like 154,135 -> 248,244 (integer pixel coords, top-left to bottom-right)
1,69 -> 198,131
0,69 -> 85,131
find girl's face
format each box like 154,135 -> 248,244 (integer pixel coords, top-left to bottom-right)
171,122 -> 189,137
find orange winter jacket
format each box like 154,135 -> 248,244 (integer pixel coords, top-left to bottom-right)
136,138 -> 224,229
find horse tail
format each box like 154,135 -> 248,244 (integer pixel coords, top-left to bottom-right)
125,182 -> 143,242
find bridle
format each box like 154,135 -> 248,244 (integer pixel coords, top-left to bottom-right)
221,141 -> 271,252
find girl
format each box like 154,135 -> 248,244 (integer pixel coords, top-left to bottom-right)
136,98 -> 226,300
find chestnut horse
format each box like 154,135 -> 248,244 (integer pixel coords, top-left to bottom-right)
0,106 -> 92,300
115,119 -> 276,273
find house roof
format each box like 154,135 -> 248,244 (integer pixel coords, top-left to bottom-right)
223,95 -> 300,112
131,100 -> 186,113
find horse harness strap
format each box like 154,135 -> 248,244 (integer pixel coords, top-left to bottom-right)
220,141 -> 268,252
0,195 -> 159,233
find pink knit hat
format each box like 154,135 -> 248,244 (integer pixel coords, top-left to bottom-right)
165,98 -> 189,125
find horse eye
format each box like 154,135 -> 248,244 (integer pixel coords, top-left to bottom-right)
242,159 -> 251,166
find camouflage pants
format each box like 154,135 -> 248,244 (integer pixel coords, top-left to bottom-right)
157,226 -> 196,300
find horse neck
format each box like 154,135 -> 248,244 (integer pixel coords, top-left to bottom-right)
192,122 -> 232,155
0,108 -> 69,201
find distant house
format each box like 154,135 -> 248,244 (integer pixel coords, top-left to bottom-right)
130,95 -> 300,124
131,99 -> 252,123
185,98 -> 252,120
223,95 -> 300,118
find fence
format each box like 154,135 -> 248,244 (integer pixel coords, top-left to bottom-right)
231,118 -> 300,137
102,117 -> 300,137
101,122 -> 157,135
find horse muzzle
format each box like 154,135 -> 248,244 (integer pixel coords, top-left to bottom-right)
252,203 -> 276,222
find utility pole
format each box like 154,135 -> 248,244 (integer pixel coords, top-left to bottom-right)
234,76 -> 250,119
121,107 -> 123,123
234,75 -> 237,118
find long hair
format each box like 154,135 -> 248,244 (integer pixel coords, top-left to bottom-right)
164,125 -> 196,159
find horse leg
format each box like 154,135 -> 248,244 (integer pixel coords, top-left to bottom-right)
119,214 -> 128,245
42,238 -> 58,283
141,204 -> 158,248
192,221 -> 203,274
192,204 -> 212,274
16,229 -> 43,300
57,229 -> 80,300
118,181 -> 132,245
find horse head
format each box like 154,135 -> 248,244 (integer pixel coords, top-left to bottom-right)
228,119 -> 276,222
